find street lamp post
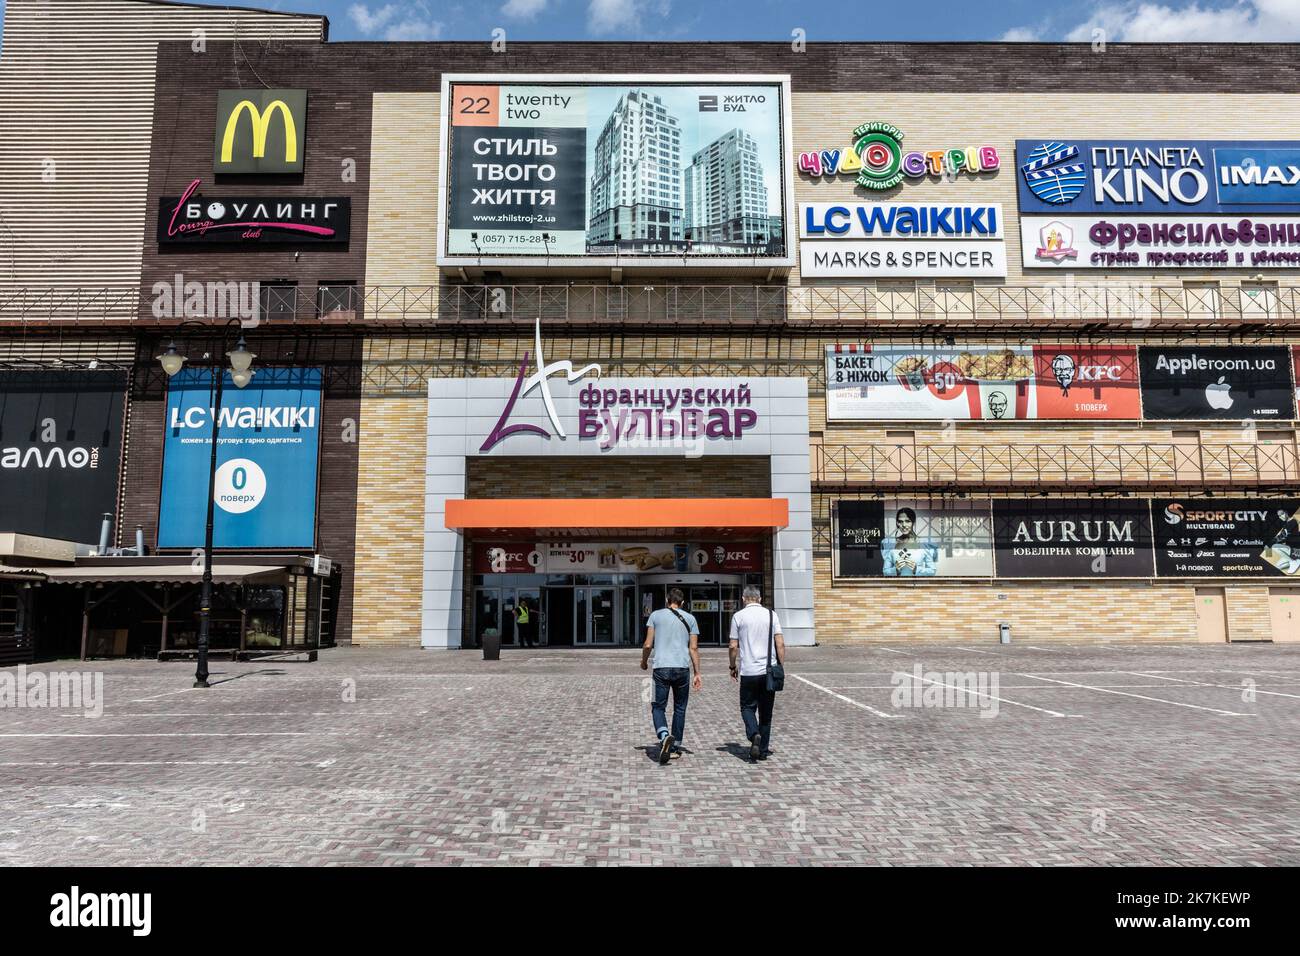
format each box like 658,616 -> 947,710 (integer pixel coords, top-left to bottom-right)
157,320 -> 256,687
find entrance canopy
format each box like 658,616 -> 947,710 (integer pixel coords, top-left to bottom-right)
445,498 -> 789,537
41,563 -> 287,585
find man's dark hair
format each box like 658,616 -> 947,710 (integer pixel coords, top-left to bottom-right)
896,507 -> 917,524
667,587 -> 685,606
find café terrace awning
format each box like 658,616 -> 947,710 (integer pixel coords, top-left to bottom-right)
444,498 -> 789,538
40,563 -> 288,585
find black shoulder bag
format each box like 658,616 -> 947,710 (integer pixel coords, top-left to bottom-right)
765,607 -> 785,692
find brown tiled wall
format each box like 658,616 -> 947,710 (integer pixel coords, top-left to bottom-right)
465,456 -> 770,499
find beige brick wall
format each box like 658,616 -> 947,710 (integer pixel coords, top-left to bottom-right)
351,394 -> 427,646
365,92 -> 441,290
814,560 -> 1199,643
1226,585 -> 1273,641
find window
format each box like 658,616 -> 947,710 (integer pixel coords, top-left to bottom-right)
316,282 -> 357,319
1240,281 -> 1279,321
1182,281 -> 1221,321
258,282 -> 298,323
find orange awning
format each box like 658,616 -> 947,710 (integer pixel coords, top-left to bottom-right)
445,498 -> 788,535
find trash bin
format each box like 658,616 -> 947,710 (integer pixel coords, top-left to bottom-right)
999,622 -> 1011,645
482,627 -> 501,661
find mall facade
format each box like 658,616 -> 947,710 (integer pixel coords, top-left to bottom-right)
4,0 -> 1300,660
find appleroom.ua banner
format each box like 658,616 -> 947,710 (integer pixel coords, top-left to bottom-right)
1137,345 -> 1295,420
438,75 -> 791,266
157,367 -> 322,549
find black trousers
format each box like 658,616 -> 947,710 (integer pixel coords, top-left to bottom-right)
739,674 -> 775,753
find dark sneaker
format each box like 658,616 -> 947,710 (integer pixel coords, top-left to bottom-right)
750,733 -> 762,761
659,734 -> 675,765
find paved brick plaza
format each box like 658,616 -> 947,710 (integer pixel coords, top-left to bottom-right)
2,643 -> 1298,866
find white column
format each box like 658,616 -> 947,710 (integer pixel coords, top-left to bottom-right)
421,380 -> 469,648
768,378 -> 815,646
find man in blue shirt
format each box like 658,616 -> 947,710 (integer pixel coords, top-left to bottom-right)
640,587 -> 702,764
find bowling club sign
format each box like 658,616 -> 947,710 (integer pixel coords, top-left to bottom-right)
157,178 -> 351,245
797,121 -> 1002,189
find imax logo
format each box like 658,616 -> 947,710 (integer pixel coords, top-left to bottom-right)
214,89 -> 307,174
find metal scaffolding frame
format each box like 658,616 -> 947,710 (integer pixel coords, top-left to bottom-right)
3,282 -> 1298,331
812,441 -> 1300,491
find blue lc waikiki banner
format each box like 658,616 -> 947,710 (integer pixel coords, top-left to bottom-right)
157,367 -> 322,549
1016,140 -> 1300,214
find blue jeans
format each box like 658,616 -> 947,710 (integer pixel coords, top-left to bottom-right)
739,674 -> 775,754
652,667 -> 691,747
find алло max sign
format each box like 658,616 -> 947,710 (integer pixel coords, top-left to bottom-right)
0,370 -> 125,543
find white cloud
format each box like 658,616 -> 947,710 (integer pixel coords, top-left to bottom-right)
349,2 -> 443,40
348,3 -> 399,34
588,0 -> 671,36
1000,26 -> 1043,41
1005,0 -> 1300,43
502,0 -> 549,19
383,18 -> 445,40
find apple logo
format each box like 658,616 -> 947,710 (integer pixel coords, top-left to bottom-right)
1204,376 -> 1233,411
206,201 -> 226,219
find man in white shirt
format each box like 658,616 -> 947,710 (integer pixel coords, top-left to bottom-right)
728,585 -> 785,762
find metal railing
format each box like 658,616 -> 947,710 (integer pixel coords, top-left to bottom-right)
813,441 -> 1300,489
0,282 -> 1296,330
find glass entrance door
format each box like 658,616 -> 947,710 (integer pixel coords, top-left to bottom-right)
575,587 -> 618,645
473,588 -> 500,649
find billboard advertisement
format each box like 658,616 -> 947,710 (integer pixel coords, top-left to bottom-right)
157,367 -> 322,549
834,499 -> 994,578
1137,346 -> 1295,421
0,370 -> 125,543
1154,498 -> 1300,578
1016,139 -> 1300,215
438,74 -> 792,266
992,499 -> 1155,578
825,345 -> 1140,421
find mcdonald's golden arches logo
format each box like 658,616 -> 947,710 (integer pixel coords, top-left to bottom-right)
213,90 -> 308,174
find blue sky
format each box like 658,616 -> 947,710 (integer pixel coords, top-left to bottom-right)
4,0 -> 1300,44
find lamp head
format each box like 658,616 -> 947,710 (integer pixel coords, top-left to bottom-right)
156,342 -> 186,377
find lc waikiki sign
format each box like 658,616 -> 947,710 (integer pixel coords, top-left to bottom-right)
798,122 -> 1000,188
214,90 -> 308,174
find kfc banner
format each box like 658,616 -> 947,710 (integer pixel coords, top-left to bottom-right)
826,344 -> 1140,421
